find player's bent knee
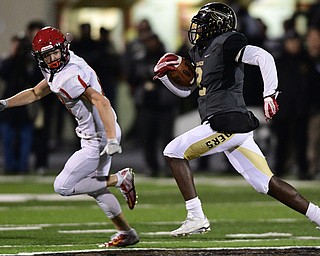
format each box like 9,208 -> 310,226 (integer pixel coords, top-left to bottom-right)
54,185 -> 72,196
242,170 -> 271,194
250,178 -> 270,194
252,183 -> 269,194
163,143 -> 183,159
53,178 -> 73,196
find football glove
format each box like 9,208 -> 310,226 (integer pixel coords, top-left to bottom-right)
153,53 -> 180,80
0,99 -> 7,111
264,91 -> 280,121
100,138 -> 122,156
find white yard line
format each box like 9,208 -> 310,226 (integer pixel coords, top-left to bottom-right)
58,229 -> 116,234
0,226 -> 42,231
226,232 -> 293,238
0,218 -> 300,229
1,245 -> 320,256
1,175 -> 320,188
0,222 -> 108,228
0,194 -> 91,202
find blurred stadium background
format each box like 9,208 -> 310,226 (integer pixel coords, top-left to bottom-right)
1,1 -> 320,254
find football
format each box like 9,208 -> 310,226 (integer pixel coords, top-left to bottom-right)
167,57 -> 196,87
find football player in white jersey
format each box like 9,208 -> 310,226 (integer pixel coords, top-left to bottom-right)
154,2 -> 320,237
0,26 -> 139,247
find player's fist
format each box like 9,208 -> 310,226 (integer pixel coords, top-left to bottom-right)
100,138 -> 122,156
153,53 -> 180,80
264,92 -> 279,121
0,99 -> 8,111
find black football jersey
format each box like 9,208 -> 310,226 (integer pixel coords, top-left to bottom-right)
189,31 -> 259,133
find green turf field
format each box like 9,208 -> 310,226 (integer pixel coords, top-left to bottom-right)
0,174 -> 320,255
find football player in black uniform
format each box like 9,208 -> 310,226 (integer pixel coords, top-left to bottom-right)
154,2 -> 320,237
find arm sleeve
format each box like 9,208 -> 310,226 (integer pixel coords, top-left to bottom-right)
237,45 -> 278,97
158,75 -> 196,98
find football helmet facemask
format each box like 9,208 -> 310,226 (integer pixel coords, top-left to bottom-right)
32,26 -> 70,73
188,2 -> 237,45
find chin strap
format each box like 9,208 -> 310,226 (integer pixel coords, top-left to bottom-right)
49,71 -> 55,82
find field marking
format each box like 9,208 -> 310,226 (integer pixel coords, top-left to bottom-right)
226,232 -> 292,238
58,229 -> 116,234
0,194 -> 91,202
139,176 -> 320,189
0,226 -> 42,231
1,245 -> 320,256
0,193 -> 300,210
141,231 -> 172,236
138,240 -> 291,244
295,236 -> 320,240
0,218 -> 300,229
0,218 -> 302,233
1,175 -> 320,189
140,231 -> 320,241
0,222 -> 108,228
1,243 -> 320,249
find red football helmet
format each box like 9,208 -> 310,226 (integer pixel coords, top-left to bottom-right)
32,26 -> 70,73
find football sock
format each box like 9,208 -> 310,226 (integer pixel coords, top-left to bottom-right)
94,190 -> 122,219
306,202 -> 320,226
186,196 -> 205,219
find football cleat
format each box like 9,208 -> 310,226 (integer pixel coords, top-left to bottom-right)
99,229 -> 139,248
171,216 -> 211,237
117,168 -> 137,210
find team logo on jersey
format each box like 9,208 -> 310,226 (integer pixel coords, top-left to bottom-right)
199,87 -> 206,96
197,61 -> 204,66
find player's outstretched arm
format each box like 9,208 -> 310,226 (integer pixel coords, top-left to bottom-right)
82,87 -> 122,156
0,79 -> 51,111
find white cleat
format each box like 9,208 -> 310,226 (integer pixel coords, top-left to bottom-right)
171,216 -> 211,237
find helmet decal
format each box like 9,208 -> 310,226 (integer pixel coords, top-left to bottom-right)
40,45 -> 54,52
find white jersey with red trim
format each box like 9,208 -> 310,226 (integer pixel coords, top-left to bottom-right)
42,50 -> 112,139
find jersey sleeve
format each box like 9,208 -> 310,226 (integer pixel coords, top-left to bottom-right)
59,69 -> 90,99
223,33 -> 248,63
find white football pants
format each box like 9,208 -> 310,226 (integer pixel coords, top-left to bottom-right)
163,122 -> 274,194
53,122 -> 122,219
